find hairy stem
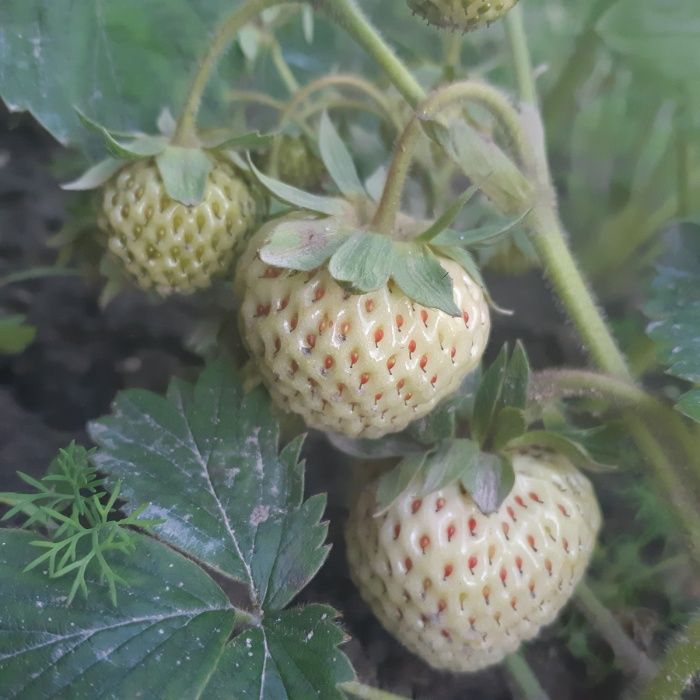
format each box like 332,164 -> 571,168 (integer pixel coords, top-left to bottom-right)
173,0 -> 281,146
269,36 -> 300,94
339,681 -> 411,700
640,615 -> 700,700
575,582 -> 658,681
503,652 -> 551,700
371,80 -> 525,233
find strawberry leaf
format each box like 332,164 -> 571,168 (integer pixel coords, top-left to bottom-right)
434,244 -> 486,290
430,209 -> 530,248
249,156 -> 346,217
77,110 -> 167,159
500,340 -> 531,412
205,605 -> 354,700
417,438 -> 480,496
89,363 -> 330,610
328,231 -> 393,291
319,111 -> 365,198
0,529 -> 236,699
460,452 -> 515,514
156,145 -> 213,205
391,242 -> 461,317
417,185 -> 479,242
259,216 -> 348,272
676,389 -> 700,422
490,407 -> 527,451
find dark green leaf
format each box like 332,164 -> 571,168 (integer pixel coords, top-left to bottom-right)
408,398 -> 458,445
0,529 -> 235,699
417,185 -> 479,242
391,242 -> 461,316
249,156 -> 346,216
501,340 -> 531,411
328,231 -> 393,291
0,315 -> 36,353
319,111 -> 365,197
460,452 -> 515,514
89,363 -> 329,609
417,439 -> 480,496
259,216 -> 347,272
375,451 -> 429,515
471,345 -> 509,446
62,158 -> 124,191
490,407 -> 527,451
156,146 -> 212,206
206,605 -> 354,700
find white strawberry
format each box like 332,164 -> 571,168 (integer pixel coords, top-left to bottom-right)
346,450 -> 601,671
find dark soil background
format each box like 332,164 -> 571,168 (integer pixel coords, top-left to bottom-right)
0,105 -> 644,700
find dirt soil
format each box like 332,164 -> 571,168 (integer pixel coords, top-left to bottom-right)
1,107 -> 629,700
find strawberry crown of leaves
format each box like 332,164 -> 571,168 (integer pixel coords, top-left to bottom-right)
247,112 -> 528,317
335,342 -> 616,517
62,107 -> 274,206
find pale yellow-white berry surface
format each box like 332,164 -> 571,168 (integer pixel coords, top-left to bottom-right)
408,0 -> 519,30
236,222 -> 490,439
346,451 -> 601,672
102,158 -> 258,296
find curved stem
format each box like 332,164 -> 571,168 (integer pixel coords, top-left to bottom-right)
296,97 -> 387,123
371,80 -> 526,233
503,652 -> 550,700
339,681 -> 410,700
320,0 -> 424,108
227,89 -> 286,111
575,582 -> 658,681
173,0 -> 282,146
268,36 -> 300,94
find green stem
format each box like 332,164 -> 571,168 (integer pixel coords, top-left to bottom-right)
503,652 -> 550,700
173,0 -> 282,146
575,582 -> 658,681
371,80 -> 525,233
320,0 -> 424,108
504,6 -> 537,104
269,36 -> 300,94
640,615 -> 700,700
339,681 -> 410,700
227,89 -> 286,111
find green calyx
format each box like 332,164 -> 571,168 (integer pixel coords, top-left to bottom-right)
63,108 -> 274,206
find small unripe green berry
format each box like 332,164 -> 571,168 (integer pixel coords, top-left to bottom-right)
408,0 -> 520,31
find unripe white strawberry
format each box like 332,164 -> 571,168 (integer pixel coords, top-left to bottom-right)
408,0 -> 519,31
236,221 -> 490,439
101,158 -> 260,296
346,450 -> 601,671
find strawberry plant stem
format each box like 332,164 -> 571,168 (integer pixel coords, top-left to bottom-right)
173,0 -> 282,146
503,652 -> 550,700
640,614 -> 700,700
575,582 -> 658,681
340,681 -> 410,700
372,80 -> 525,234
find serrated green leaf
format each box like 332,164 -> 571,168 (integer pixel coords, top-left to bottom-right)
507,431 -> 616,473
501,340 -> 531,412
431,209 -> 529,248
319,111 -> 365,197
391,242 -> 460,316
259,216 -> 347,272
417,438 -> 480,496
676,389 -> 700,422
471,345 -> 509,447
417,185 -> 479,242
248,156 -> 346,216
62,157 -> 124,191
0,529 -> 235,699
0,314 -> 36,353
460,452 -> 515,514
328,231 -> 393,291
89,363 -> 330,609
490,407 -> 527,451
375,451 -> 429,515
431,119 -> 531,215
156,146 -> 212,206
206,605 -> 354,700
